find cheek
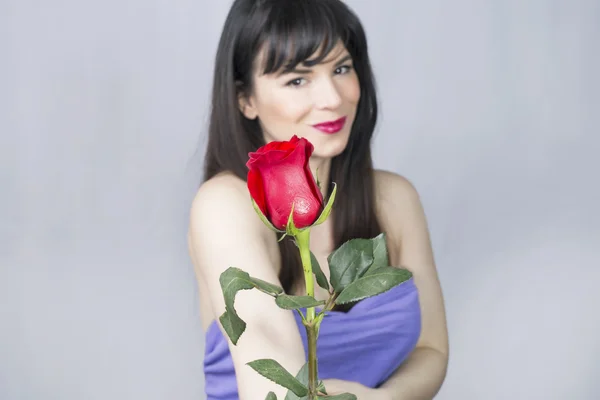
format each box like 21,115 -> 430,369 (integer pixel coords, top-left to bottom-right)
257,90 -> 310,123
344,76 -> 361,105
253,87 -> 312,142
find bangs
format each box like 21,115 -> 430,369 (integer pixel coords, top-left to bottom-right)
257,0 -> 351,75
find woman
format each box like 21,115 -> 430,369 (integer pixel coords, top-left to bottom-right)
188,0 -> 449,399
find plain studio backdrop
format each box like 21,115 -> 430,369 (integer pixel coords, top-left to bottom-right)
1,0 -> 599,399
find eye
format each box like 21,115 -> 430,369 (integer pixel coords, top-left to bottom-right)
286,77 -> 306,87
335,65 -> 352,75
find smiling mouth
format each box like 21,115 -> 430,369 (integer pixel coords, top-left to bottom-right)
311,116 -> 347,134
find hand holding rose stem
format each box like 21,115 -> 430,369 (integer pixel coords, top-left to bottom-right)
218,136 -> 412,399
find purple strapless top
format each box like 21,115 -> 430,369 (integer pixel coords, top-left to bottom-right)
203,278 -> 421,400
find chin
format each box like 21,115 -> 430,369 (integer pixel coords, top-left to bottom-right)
310,133 -> 351,159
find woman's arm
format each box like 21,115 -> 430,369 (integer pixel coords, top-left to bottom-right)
323,172 -> 449,400
376,171 -> 449,400
188,174 -> 306,400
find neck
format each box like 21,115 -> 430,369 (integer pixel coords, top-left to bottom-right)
309,157 -> 331,199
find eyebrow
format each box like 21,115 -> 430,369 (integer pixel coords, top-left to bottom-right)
278,54 -> 353,76
334,54 -> 353,67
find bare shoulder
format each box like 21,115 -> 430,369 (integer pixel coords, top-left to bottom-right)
373,169 -> 425,237
190,172 -> 255,227
188,172 -> 272,246
374,169 -> 422,207
188,170 -> 278,269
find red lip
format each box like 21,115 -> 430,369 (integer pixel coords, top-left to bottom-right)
312,116 -> 347,134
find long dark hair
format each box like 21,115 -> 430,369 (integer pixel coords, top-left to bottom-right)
203,0 -> 382,295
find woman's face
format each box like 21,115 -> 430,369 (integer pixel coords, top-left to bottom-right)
239,41 -> 361,160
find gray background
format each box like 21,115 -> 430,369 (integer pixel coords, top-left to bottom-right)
1,0 -> 599,399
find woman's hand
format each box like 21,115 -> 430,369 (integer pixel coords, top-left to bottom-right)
321,379 -> 390,400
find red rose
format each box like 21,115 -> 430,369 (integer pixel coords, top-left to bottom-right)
246,135 -> 324,230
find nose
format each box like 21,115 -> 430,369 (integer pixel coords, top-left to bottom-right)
312,77 -> 342,110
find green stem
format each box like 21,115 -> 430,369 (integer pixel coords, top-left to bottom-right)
306,323 -> 318,399
296,229 -> 315,322
295,228 -> 318,399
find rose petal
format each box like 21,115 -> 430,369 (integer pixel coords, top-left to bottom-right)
247,169 -> 268,217
247,149 -> 292,168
